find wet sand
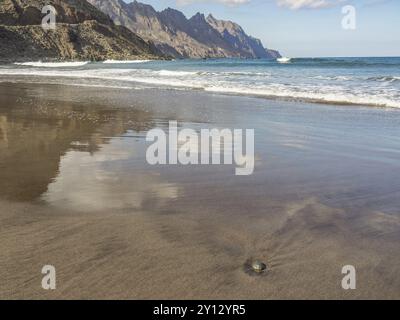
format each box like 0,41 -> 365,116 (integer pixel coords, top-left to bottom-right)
0,82 -> 399,299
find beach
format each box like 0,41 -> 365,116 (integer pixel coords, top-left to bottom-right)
0,81 -> 400,299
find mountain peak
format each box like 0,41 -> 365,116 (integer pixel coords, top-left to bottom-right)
127,0 -> 157,15
190,12 -> 206,21
88,0 -> 280,59
161,7 -> 186,17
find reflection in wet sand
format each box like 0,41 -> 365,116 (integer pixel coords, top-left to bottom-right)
0,84 -> 155,202
43,139 -> 179,212
0,83 -> 400,299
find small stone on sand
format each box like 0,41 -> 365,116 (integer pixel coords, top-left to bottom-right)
252,261 -> 267,273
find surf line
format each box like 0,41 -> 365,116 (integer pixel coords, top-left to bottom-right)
146,120 -> 255,176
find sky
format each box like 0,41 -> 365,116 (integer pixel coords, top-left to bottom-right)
126,0 -> 400,57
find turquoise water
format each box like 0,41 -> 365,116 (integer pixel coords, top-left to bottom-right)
1,57 -> 399,108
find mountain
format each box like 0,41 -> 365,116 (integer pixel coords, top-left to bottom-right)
205,14 -> 272,59
87,0 -> 281,59
265,49 -> 282,59
0,0 -> 164,62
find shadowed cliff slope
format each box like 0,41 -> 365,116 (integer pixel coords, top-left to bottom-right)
0,0 -> 164,62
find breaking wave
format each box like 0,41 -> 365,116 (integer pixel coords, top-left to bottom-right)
14,61 -> 89,67
2,57 -> 400,109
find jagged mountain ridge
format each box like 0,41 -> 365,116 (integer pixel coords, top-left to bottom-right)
87,0 -> 281,59
0,0 -> 164,62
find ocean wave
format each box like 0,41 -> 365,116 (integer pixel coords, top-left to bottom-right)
367,76 -> 400,83
277,57 -> 292,64
313,75 -> 352,81
14,61 -> 89,67
204,85 -> 400,109
1,66 -> 399,109
157,70 -> 197,76
220,71 -> 271,77
0,68 -> 203,89
102,59 -> 152,64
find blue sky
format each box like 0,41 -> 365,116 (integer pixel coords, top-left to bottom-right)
126,0 -> 400,57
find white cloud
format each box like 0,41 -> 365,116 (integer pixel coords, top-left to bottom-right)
277,0 -> 348,10
218,0 -> 250,3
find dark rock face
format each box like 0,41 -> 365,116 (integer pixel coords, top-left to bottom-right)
87,0 -> 281,59
0,0 -> 164,62
0,0 -> 113,25
265,49 -> 282,59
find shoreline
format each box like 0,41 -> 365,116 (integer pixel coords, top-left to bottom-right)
0,76 -> 399,110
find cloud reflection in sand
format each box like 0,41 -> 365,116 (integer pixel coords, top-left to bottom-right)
42,136 -> 179,212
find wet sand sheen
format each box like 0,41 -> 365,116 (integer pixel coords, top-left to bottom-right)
0,83 -> 399,299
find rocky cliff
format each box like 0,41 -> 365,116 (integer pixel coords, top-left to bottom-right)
87,0 -> 281,59
0,0 -> 164,62
206,14 -> 272,59
265,49 -> 282,59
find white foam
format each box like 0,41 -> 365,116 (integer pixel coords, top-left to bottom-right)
277,57 -> 291,64
14,61 -> 89,67
1,66 -> 399,109
102,60 -> 151,64
157,70 -> 197,76
204,85 -> 400,109
368,76 -> 400,83
0,68 -> 202,89
314,75 -> 352,81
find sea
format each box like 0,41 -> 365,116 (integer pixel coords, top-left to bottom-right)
0,57 -> 399,108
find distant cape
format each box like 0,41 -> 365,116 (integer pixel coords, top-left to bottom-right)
87,0 -> 281,59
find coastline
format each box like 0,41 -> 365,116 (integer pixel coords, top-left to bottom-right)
1,56 -> 399,109
1,82 -> 400,299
